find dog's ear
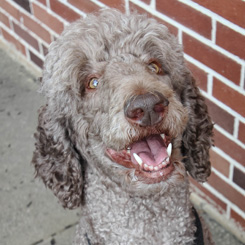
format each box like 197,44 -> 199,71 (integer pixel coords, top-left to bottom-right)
32,105 -> 83,209
181,75 -> 213,182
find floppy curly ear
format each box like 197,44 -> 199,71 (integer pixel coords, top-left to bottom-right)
181,75 -> 213,182
32,105 -> 84,209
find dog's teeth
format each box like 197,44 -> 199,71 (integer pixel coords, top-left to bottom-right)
167,143 -> 172,157
144,163 -> 149,170
127,148 -> 130,154
154,166 -> 159,171
162,157 -> 170,167
160,134 -> 165,140
149,165 -> 154,171
133,153 -> 143,166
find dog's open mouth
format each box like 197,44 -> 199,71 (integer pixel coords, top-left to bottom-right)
106,134 -> 174,183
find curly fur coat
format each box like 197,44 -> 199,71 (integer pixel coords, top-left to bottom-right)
32,9 -> 214,245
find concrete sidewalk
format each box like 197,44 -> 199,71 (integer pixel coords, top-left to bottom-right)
0,45 -> 243,245
0,46 -> 79,245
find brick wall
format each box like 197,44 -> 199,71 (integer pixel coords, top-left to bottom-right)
0,0 -> 244,229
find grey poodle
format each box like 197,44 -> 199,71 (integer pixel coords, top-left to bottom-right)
32,9 -> 214,244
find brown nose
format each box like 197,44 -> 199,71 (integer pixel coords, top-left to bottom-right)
124,92 -> 169,127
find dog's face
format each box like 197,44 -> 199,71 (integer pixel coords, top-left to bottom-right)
81,54 -> 188,189
33,10 -> 213,208
70,16 -> 190,191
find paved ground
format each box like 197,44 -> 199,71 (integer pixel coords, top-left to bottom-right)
0,46 -> 244,245
0,47 -> 79,245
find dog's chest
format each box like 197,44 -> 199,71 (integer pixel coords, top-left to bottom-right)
79,175 -> 196,244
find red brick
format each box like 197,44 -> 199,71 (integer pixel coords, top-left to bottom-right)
205,98 -> 234,134
50,0 -> 80,22
32,3 -> 64,34
186,62 -> 208,91
42,44 -> 48,56
213,78 -> 245,117
214,128 -> 245,166
12,0 -> 31,13
129,2 -> 178,36
13,22 -> 39,51
190,178 -> 227,212
37,0 -> 46,5
238,121 -> 245,144
208,171 -> 245,211
2,0 -> 21,21
0,11 -> 10,28
100,0 -> 125,12
140,0 -> 151,4
183,33 -> 241,85
192,0 -> 245,28
156,0 -> 212,39
1,28 -> 26,55
68,0 -> 100,13
21,13 -> 52,44
29,50 -> 44,68
230,209 -> 245,229
130,2 -> 148,14
210,150 -> 230,178
216,22 -> 245,60
233,167 -> 245,190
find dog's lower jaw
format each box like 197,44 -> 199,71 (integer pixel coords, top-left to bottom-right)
106,149 -> 175,185
75,169 -> 196,245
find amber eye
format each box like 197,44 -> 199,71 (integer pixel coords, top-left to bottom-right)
148,61 -> 163,75
88,77 -> 99,89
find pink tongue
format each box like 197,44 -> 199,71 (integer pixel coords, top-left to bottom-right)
130,135 -> 168,166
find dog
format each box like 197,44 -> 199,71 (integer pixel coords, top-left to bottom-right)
32,9 -> 214,244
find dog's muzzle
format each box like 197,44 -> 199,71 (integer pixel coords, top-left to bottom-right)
105,91 -> 176,184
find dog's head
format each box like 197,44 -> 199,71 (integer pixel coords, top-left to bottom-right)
32,9 -> 213,208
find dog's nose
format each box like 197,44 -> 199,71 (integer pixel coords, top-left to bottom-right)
124,92 -> 169,127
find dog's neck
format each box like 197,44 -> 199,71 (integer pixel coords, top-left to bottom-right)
78,167 -> 196,245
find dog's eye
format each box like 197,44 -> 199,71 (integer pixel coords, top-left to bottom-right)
88,78 -> 99,89
148,61 -> 164,75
